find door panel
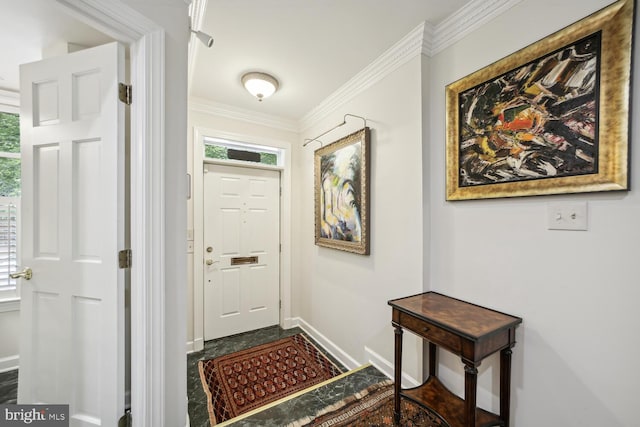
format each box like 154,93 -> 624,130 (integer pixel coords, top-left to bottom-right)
204,164 -> 280,340
19,42 -> 125,427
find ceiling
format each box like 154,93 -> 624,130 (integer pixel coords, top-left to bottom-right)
0,0 -> 113,94
1,0 -> 473,122
189,0 -> 473,122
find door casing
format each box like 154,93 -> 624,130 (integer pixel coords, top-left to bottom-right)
191,127 -> 293,353
55,1 -> 173,426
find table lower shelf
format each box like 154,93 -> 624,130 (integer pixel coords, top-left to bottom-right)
400,376 -> 503,427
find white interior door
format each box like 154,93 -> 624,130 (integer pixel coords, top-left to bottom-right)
18,42 -> 126,426
204,164 -> 280,340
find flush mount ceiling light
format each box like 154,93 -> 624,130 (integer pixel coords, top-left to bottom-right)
241,72 -> 279,102
190,28 -> 214,48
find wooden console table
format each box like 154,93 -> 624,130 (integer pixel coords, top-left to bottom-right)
388,292 -> 522,427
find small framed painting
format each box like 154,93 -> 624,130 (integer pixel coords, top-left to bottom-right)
314,127 -> 370,255
445,0 -> 633,200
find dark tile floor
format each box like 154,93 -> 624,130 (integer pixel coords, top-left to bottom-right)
1,326 -> 389,427
0,368 -> 18,404
188,325 -> 389,427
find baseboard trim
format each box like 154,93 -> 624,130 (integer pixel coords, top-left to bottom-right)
282,317 -> 298,329
284,317 -> 360,371
186,337 -> 204,354
283,318 -> 421,388
364,346 -> 420,388
0,355 -> 19,373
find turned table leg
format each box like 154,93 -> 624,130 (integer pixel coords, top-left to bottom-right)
464,363 -> 478,427
428,342 -> 437,377
393,325 -> 403,424
500,347 -> 514,427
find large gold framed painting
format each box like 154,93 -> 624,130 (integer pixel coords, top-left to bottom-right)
315,128 -> 370,255
446,0 -> 634,200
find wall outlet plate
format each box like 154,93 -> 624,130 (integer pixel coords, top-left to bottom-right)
547,202 -> 588,231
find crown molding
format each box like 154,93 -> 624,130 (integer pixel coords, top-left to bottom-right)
300,0 -> 522,130
300,22 -> 427,131
189,97 -> 299,133
429,0 -> 524,56
190,0 -> 521,132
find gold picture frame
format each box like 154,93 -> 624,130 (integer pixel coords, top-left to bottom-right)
314,128 -> 370,255
446,0 -> 634,200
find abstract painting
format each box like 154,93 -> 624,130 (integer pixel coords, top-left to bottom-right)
314,128 -> 370,255
446,0 -> 633,200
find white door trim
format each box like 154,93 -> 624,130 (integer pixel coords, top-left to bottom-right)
192,126 -> 292,352
55,1 -> 166,426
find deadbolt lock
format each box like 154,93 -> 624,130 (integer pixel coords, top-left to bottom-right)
206,246 -> 213,253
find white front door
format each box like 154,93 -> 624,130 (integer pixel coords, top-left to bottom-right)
203,164 -> 280,340
18,42 -> 126,426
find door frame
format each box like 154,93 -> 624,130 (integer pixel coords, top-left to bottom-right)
191,126 -> 293,352
55,1 -> 168,426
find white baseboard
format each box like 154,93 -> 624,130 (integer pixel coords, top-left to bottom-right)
364,346 -> 420,388
186,337 -> 204,354
284,317 -> 360,370
285,318 -> 422,386
0,355 -> 19,373
282,317 -> 298,329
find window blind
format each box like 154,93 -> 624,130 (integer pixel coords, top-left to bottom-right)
0,202 -> 18,289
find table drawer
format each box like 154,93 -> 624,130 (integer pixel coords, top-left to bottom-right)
398,311 -> 461,353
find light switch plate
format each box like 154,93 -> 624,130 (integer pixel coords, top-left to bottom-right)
547,202 -> 588,231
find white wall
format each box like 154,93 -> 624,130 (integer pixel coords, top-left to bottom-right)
294,55 -> 427,382
428,0 -> 639,425
0,306 -> 19,372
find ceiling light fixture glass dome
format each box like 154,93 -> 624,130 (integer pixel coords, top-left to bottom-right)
241,72 -> 279,101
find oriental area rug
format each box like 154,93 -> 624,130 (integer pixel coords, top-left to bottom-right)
287,381 -> 447,427
198,334 -> 343,425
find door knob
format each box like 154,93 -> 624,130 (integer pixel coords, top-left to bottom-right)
205,259 -> 213,265
10,267 -> 32,280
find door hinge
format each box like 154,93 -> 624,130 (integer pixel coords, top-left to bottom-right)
279,243 -> 282,253
118,410 -> 132,427
119,249 -> 133,269
279,300 -> 282,309
119,83 -> 132,105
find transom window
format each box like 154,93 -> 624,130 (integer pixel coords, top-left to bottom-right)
204,137 -> 281,166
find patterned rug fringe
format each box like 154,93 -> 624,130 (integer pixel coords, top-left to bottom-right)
285,379 -> 393,427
